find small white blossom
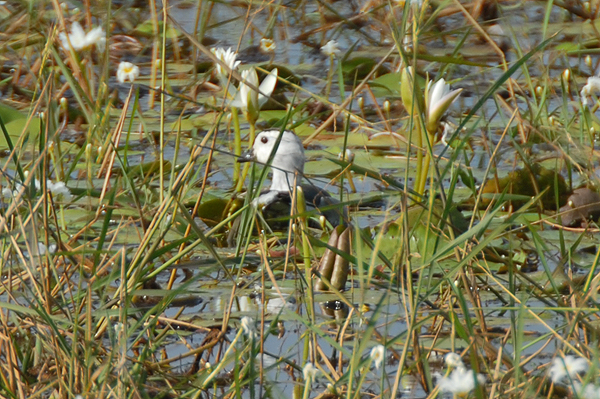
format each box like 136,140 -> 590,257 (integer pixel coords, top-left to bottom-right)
302,362 -> 319,382
260,38 -> 276,53
117,62 -> 140,83
403,34 -> 413,52
23,172 -> 41,191
337,148 -> 354,162
581,76 -> 600,107
440,121 -> 456,146
255,352 -> 277,367
48,180 -> 72,202
548,356 -> 588,383
370,345 -> 385,370
438,368 -> 485,395
59,22 -> 105,51
1,187 -> 12,199
390,0 -> 423,8
321,40 -> 341,57
113,322 -> 124,338
444,352 -> 465,369
240,316 -> 257,339
38,242 -> 48,255
265,296 -> 293,313
574,382 -> 600,399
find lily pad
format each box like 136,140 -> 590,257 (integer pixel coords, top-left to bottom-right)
342,57 -> 390,81
475,164 -> 569,211
0,103 -> 26,124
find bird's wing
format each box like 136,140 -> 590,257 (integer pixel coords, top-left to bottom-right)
301,185 -> 347,227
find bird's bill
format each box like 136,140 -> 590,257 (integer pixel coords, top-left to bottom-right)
237,150 -> 255,163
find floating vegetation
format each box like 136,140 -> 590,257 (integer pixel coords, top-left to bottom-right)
2,1 -> 600,398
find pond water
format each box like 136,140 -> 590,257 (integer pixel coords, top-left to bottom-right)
1,0 -> 600,398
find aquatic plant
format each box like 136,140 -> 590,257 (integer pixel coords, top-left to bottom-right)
230,67 -> 278,126
1,1 -> 600,399
59,21 -> 105,51
116,61 -> 140,83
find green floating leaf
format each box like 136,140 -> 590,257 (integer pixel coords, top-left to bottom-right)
196,197 -> 231,227
127,160 -> 172,178
457,168 -> 476,190
476,164 -> 569,210
4,117 -> 42,147
135,20 -> 180,38
0,103 -> 26,124
369,72 -> 402,97
342,57 -> 389,80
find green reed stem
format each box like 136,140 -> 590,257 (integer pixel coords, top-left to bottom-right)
324,55 -> 335,100
413,118 -> 426,197
415,132 -> 433,197
236,123 -> 255,192
201,329 -> 244,389
232,107 -> 241,182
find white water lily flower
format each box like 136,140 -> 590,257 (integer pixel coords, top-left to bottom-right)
240,316 -> 257,339
370,345 -> 385,370
302,362 -> 319,382
581,76 -> 600,107
438,367 -> 485,395
260,38 -> 276,53
321,40 -> 341,57
211,47 -> 241,85
425,78 -> 462,135
230,67 -> 278,124
59,22 -> 105,51
549,356 -> 588,383
117,62 -> 140,83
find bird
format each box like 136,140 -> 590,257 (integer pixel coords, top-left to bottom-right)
236,129 -> 351,292
237,129 -> 346,229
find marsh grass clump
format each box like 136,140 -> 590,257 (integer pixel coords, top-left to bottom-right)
1,1 -> 600,398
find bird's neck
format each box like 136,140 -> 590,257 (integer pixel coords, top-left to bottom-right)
270,168 -> 300,192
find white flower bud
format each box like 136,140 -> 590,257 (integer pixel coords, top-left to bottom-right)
383,100 -> 390,114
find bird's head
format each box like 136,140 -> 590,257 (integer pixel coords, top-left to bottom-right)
238,130 -> 305,175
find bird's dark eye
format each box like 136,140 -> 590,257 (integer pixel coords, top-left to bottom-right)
261,136 -> 268,144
